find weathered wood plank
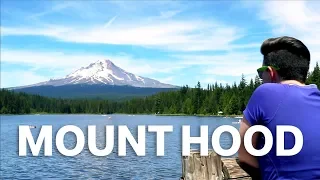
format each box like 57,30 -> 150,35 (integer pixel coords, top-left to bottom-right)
221,158 -> 251,179
182,150 -> 223,180
182,150 -> 251,180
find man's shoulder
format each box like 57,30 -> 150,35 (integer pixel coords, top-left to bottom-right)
256,83 -> 320,95
254,83 -> 287,95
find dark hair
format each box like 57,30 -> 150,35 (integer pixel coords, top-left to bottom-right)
260,36 -> 310,83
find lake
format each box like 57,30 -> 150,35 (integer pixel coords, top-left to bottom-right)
0,114 -> 240,179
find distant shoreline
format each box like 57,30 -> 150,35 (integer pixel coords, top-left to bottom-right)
1,112 -> 243,117
155,114 -> 243,117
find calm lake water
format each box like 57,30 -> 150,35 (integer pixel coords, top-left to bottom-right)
0,114 -> 240,180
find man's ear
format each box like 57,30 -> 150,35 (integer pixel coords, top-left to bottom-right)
267,66 -> 275,81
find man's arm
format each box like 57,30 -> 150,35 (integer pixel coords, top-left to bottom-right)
238,117 -> 259,168
238,84 -> 275,169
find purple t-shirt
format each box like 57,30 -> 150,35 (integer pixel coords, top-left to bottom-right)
243,83 -> 320,180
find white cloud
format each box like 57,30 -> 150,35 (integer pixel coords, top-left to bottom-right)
1,47 -> 262,88
202,77 -> 228,85
1,49 -> 104,72
159,10 -> 182,18
1,48 -> 262,76
260,1 -> 320,34
107,1 -> 186,14
1,17 -> 249,52
0,49 -> 186,79
155,76 -> 175,84
1,26 -> 72,37
174,52 -> 260,65
174,52 -> 262,76
259,1 -> 320,69
203,64 -> 258,77
27,2 -> 77,20
1,71 -> 49,88
104,16 -> 117,28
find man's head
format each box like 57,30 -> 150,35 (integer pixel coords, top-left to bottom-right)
258,36 -> 310,84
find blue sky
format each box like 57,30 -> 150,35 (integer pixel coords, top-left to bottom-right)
1,1 -> 320,88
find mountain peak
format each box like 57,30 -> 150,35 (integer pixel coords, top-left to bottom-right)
95,59 -> 114,66
26,59 -> 178,88
91,59 -> 117,70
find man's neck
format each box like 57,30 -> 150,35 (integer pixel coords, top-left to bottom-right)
280,80 -> 305,86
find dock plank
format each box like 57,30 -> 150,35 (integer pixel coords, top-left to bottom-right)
222,158 -> 251,179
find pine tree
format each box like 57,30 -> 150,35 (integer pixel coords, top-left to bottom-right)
193,81 -> 202,114
254,75 -> 261,88
239,74 -> 247,91
249,79 -> 254,91
312,62 -> 320,88
154,97 -> 161,114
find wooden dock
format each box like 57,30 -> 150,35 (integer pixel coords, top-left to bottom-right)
181,150 -> 251,180
221,158 -> 251,180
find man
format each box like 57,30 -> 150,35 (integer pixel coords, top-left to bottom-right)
238,36 -> 320,180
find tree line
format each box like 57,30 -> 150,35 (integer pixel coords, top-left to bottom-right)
1,62 -> 319,115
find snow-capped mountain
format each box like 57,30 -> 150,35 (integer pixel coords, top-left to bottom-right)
23,60 -> 178,88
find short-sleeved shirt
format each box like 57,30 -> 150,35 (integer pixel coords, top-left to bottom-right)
243,83 -> 320,180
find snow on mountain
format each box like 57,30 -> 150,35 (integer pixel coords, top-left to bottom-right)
22,60 -> 178,88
